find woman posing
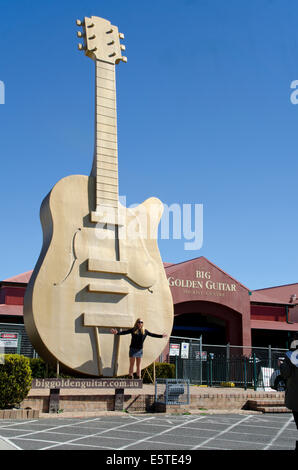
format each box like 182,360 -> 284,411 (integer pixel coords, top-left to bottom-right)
111,318 -> 168,379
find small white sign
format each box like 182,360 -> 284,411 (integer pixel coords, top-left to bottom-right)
169,344 -> 180,357
257,367 -> 275,391
181,342 -> 189,359
196,351 -> 207,361
0,332 -> 18,348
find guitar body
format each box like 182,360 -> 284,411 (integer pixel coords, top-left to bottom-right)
24,175 -> 173,376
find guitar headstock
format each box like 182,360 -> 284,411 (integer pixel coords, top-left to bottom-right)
76,16 -> 127,64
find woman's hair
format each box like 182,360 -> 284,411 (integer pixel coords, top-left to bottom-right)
133,318 -> 145,335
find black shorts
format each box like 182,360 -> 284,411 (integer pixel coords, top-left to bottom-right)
129,347 -> 143,358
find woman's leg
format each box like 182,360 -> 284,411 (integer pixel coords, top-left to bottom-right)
136,357 -> 142,379
129,357 -> 135,378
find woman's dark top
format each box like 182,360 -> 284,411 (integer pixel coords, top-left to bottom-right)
117,328 -> 163,350
280,349 -> 298,411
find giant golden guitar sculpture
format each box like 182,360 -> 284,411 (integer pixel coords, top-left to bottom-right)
23,16 -> 174,377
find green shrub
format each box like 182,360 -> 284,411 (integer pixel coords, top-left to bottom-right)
142,362 -> 175,383
28,358 -> 72,378
0,355 -> 32,409
29,357 -> 57,378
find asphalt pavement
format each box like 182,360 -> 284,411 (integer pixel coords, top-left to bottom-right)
0,412 -> 296,451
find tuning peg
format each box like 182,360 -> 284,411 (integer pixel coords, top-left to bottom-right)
77,31 -> 85,38
78,43 -> 86,51
121,56 -> 128,63
120,44 -> 126,51
76,19 -> 84,26
119,32 -> 125,39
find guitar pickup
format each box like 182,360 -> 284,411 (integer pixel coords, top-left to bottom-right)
88,281 -> 128,295
88,259 -> 128,275
90,210 -> 124,226
83,313 -> 134,328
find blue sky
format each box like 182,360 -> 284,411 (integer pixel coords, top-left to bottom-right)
1,0 -> 298,290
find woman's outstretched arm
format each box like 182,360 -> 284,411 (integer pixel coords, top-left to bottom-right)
146,330 -> 168,338
110,328 -> 134,335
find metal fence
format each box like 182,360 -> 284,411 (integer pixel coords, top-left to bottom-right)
168,336 -> 288,389
0,323 -> 37,358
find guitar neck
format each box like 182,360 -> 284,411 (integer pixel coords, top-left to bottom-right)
92,59 -> 119,211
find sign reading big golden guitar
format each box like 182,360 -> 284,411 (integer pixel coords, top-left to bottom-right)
24,16 -> 173,377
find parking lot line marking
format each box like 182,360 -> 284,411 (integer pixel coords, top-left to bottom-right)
117,415 -> 207,450
0,437 -> 22,450
263,416 -> 294,450
7,417 -> 102,440
145,439 -> 193,448
40,416 -> 156,450
192,414 -> 251,449
0,420 -> 37,429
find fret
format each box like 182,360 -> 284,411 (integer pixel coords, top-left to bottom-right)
96,79 -> 115,91
96,96 -> 116,109
97,132 -> 117,143
97,198 -> 118,208
97,176 -> 118,187
97,123 -> 116,134
96,156 -> 117,166
96,176 -> 118,185
96,141 -> 118,151
96,107 -> 116,119
96,89 -> 115,101
97,197 -> 118,205
97,115 -> 117,126
96,189 -> 118,199
97,170 -> 118,180
97,174 -> 118,183
96,147 -> 117,157
96,183 -> 118,195
96,62 -> 114,78
97,161 -> 118,170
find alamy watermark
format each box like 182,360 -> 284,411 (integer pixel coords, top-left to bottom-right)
290,80 -> 298,104
0,81 -> 4,104
93,197 -> 203,251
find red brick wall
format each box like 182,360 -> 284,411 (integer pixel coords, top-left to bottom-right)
251,304 -> 286,322
0,286 -> 26,305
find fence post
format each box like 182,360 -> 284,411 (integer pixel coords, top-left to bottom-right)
209,353 -> 214,387
226,343 -> 230,382
268,345 -> 272,369
253,353 -> 257,391
206,356 -> 210,386
199,336 -> 203,385
17,333 -> 22,355
243,357 -> 247,390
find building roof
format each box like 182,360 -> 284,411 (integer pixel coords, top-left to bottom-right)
3,271 -> 33,284
250,290 -> 293,306
0,304 -> 24,316
252,283 -> 298,306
